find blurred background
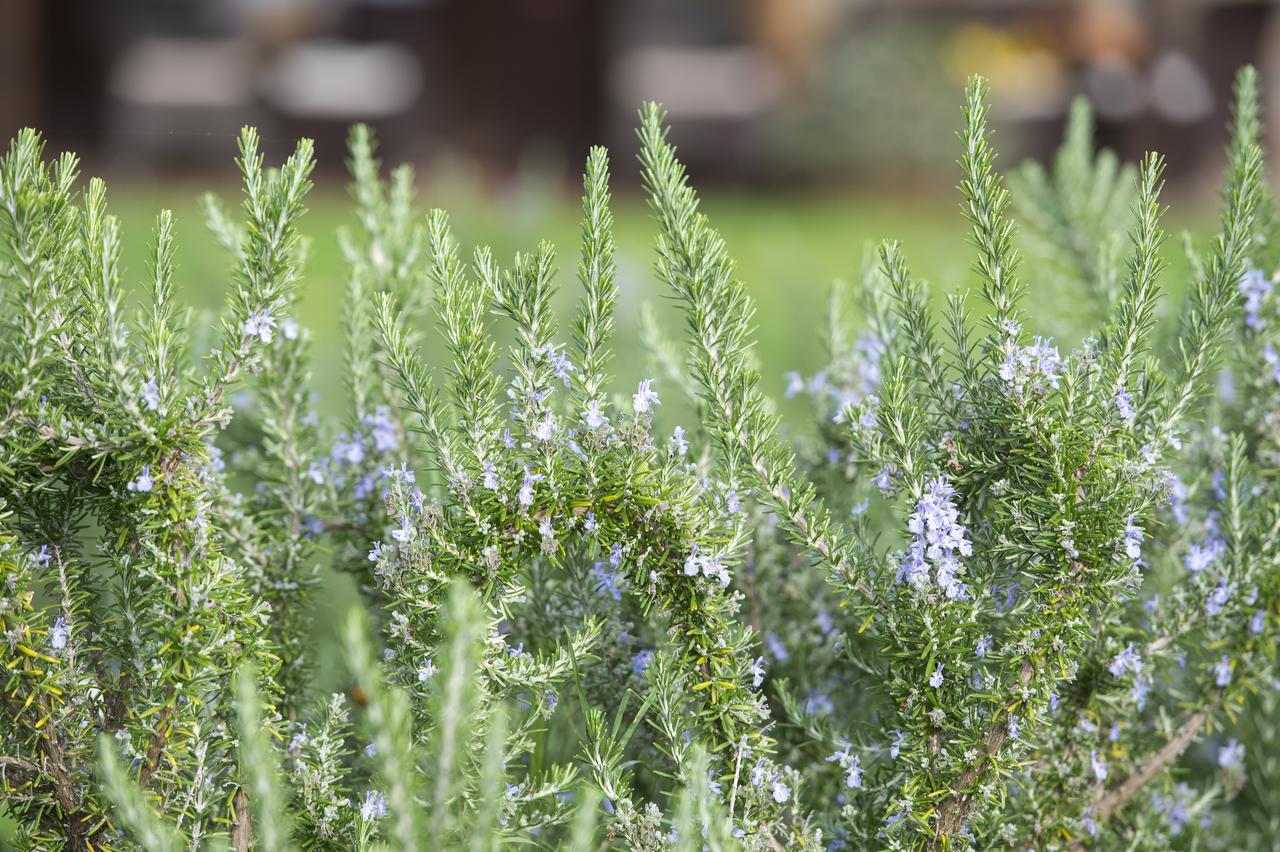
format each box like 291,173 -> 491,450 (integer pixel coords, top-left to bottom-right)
1,0 -> 1278,406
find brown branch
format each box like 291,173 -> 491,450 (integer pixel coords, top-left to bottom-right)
232,786 -> 252,852
23,695 -> 96,850
0,753 -> 41,773
135,684 -> 177,790
927,659 -> 1033,846
1084,708 -> 1208,833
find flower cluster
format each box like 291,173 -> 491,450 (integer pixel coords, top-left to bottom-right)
898,476 -> 972,599
998,331 -> 1063,396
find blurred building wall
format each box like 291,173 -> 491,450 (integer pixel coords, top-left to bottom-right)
0,0 -> 1276,189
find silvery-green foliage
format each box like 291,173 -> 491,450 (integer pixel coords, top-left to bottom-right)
752,67 -> 1279,849
3,65 -> 1280,852
0,127 -> 306,848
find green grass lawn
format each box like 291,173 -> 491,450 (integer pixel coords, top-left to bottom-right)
108,184 -> 977,409
108,180 -> 1209,417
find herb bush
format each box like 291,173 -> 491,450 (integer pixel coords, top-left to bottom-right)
3,67 -> 1280,850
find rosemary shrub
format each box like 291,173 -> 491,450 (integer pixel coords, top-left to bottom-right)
2,66 -> 1279,850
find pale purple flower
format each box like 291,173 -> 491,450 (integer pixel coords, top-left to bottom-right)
875,464 -> 895,495
332,435 -> 365,465
243,309 -> 276,343
683,545 -> 729,586
518,467 -> 543,508
826,742 -> 862,789
1214,654 -> 1232,687
1238,267 -> 1272,331
670,426 -> 688,456
49,617 -> 69,651
899,476 -> 971,599
1114,387 -> 1135,422
359,790 -> 387,820
1205,578 -> 1233,617
583,400 -> 608,431
766,632 -> 788,662
1185,537 -> 1225,574
391,513 -> 414,543
976,635 -> 992,659
890,729 -> 905,759
929,664 -> 944,689
1122,515 -> 1143,562
632,379 -> 659,414
1153,784 -> 1193,836
592,562 -> 624,601
1164,473 -> 1188,526
784,371 -> 805,399
1218,738 -> 1245,769
1132,677 -> 1151,711
550,351 -> 575,386
127,466 -> 154,493
532,411 -> 557,442
1265,343 -> 1280,384
281,317 -> 299,340
749,656 -> 766,688
1001,336 -> 1062,393
707,771 -> 723,797
1108,643 -> 1143,679
367,407 -> 398,453
141,376 -> 160,411
1090,750 -> 1107,782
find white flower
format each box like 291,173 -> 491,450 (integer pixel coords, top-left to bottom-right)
141,376 -> 160,411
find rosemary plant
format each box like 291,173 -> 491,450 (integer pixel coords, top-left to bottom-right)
1,64 -> 1279,851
